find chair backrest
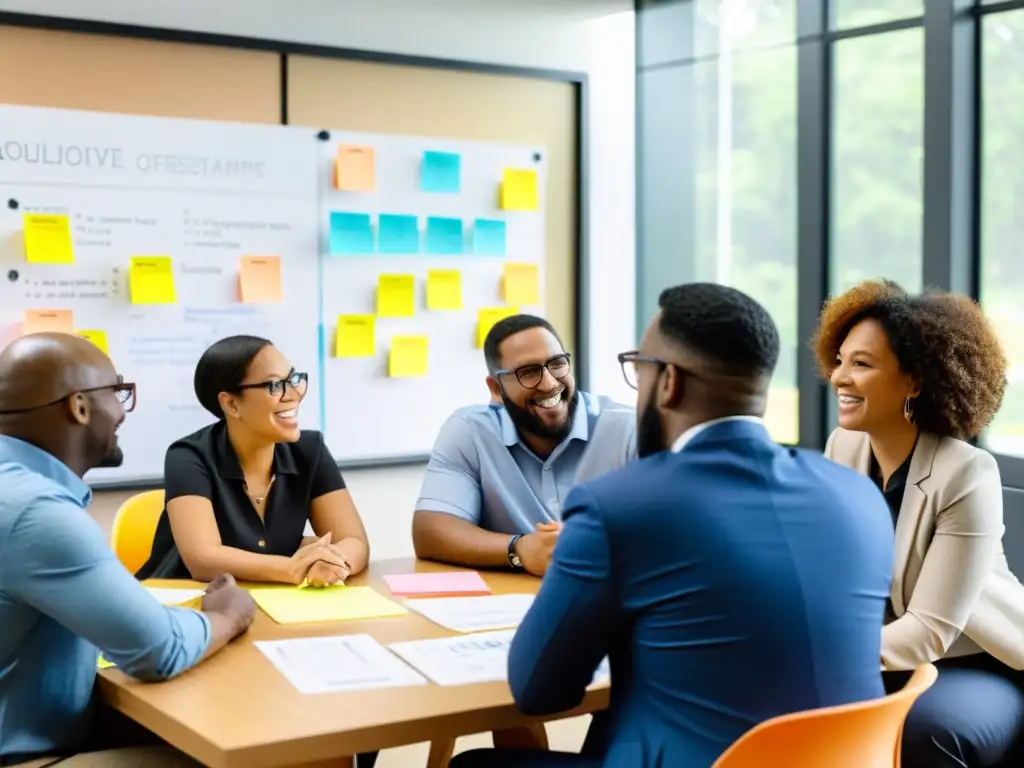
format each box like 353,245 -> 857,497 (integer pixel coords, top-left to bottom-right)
712,663 -> 938,768
110,489 -> 165,575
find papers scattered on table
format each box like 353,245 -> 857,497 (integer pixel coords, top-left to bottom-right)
389,629 -> 611,688
256,634 -> 427,694
404,594 -> 534,633
144,587 -> 206,606
383,571 -> 492,597
250,585 -> 408,624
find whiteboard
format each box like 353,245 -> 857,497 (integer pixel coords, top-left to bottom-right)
0,105 -> 321,485
0,105 -> 548,486
316,128 -> 546,462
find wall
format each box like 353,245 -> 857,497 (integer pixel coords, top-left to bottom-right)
0,0 -> 637,558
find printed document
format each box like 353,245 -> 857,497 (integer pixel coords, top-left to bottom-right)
404,594 -> 534,633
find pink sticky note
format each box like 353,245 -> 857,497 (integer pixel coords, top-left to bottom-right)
383,571 -> 492,597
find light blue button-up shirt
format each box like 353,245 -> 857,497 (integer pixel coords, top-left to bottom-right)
0,436 -> 211,764
415,392 -> 636,534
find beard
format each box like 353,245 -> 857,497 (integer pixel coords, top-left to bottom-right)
637,401 -> 667,459
502,388 -> 579,443
97,440 -> 124,468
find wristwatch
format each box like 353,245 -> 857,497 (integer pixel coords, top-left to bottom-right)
507,534 -> 524,570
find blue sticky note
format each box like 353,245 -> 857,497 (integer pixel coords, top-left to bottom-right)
379,214 -> 420,254
426,217 -> 464,254
329,212 -> 374,255
472,219 -> 507,256
421,151 -> 462,193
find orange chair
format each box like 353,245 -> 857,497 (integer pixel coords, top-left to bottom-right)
110,489 -> 165,574
713,663 -> 937,768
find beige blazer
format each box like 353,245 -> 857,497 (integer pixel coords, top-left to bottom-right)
826,428 -> 1024,671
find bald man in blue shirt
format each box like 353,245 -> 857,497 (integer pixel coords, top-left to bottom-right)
0,333 -> 254,768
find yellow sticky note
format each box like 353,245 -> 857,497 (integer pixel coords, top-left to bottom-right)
98,655 -> 115,670
377,274 -> 415,317
238,256 -> 283,303
335,144 -> 376,192
335,314 -> 375,358
503,263 -> 539,306
249,585 -> 407,624
23,309 -> 73,336
426,269 -> 462,310
388,335 -> 429,378
78,329 -> 109,356
477,306 -> 519,348
23,213 -> 74,264
500,169 -> 539,211
129,257 -> 176,305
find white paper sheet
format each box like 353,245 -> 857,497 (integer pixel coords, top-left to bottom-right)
144,587 -> 206,606
404,594 -> 535,633
390,629 -> 611,687
255,634 -> 428,694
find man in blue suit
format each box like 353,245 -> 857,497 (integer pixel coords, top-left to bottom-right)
451,283 -> 895,767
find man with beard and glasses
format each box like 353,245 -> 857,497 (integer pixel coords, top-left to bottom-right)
413,314 -> 635,577
451,284 -> 894,768
0,333 -> 255,768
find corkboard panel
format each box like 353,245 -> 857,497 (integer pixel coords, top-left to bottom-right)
0,25 -> 280,124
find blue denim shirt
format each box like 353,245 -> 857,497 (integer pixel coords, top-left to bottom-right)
415,392 -> 636,534
0,436 -> 211,763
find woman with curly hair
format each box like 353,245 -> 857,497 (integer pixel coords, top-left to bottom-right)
813,279 -> 1024,767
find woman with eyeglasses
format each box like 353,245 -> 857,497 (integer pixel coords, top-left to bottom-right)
136,335 -> 370,588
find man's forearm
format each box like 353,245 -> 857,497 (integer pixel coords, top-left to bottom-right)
201,608 -> 250,661
412,510 -> 512,568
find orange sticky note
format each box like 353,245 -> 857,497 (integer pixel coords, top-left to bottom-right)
23,309 -> 73,336
78,330 -> 109,356
238,256 -> 283,303
335,145 -> 376,192
477,306 -> 519,348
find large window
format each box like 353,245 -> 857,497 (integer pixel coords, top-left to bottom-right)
692,5 -> 799,444
980,9 -> 1024,458
637,0 -> 798,445
830,1 -> 923,31
830,27 -> 924,295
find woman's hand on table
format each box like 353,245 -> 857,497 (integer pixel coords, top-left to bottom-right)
288,534 -> 348,585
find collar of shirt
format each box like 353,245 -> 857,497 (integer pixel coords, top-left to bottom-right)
212,421 -> 299,480
670,415 -> 766,454
497,392 -> 591,449
0,434 -> 91,507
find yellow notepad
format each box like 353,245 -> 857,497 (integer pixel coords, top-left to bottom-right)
250,585 -> 407,625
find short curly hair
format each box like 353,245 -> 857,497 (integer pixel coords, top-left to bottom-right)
658,282 -> 780,376
811,279 -> 1008,440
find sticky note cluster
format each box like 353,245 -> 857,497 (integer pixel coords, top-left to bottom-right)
329,213 -> 506,257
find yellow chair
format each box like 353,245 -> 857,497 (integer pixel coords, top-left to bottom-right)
712,663 -> 938,768
110,489 -> 165,575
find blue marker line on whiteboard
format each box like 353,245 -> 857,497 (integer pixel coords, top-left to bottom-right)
317,322 -> 327,431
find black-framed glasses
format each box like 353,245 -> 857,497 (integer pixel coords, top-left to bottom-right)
494,353 -> 572,390
617,350 -> 667,390
236,371 -> 308,399
0,377 -> 137,415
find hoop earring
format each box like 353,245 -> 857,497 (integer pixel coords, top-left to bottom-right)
904,396 -> 916,425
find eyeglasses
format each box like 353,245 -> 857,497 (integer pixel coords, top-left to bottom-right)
236,371 -> 308,399
0,377 -> 137,415
617,350 -> 667,390
494,353 -> 572,390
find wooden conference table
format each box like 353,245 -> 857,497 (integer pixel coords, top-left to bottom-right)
97,558 -> 610,768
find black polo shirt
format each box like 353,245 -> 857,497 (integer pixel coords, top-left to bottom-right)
135,421 -> 346,580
